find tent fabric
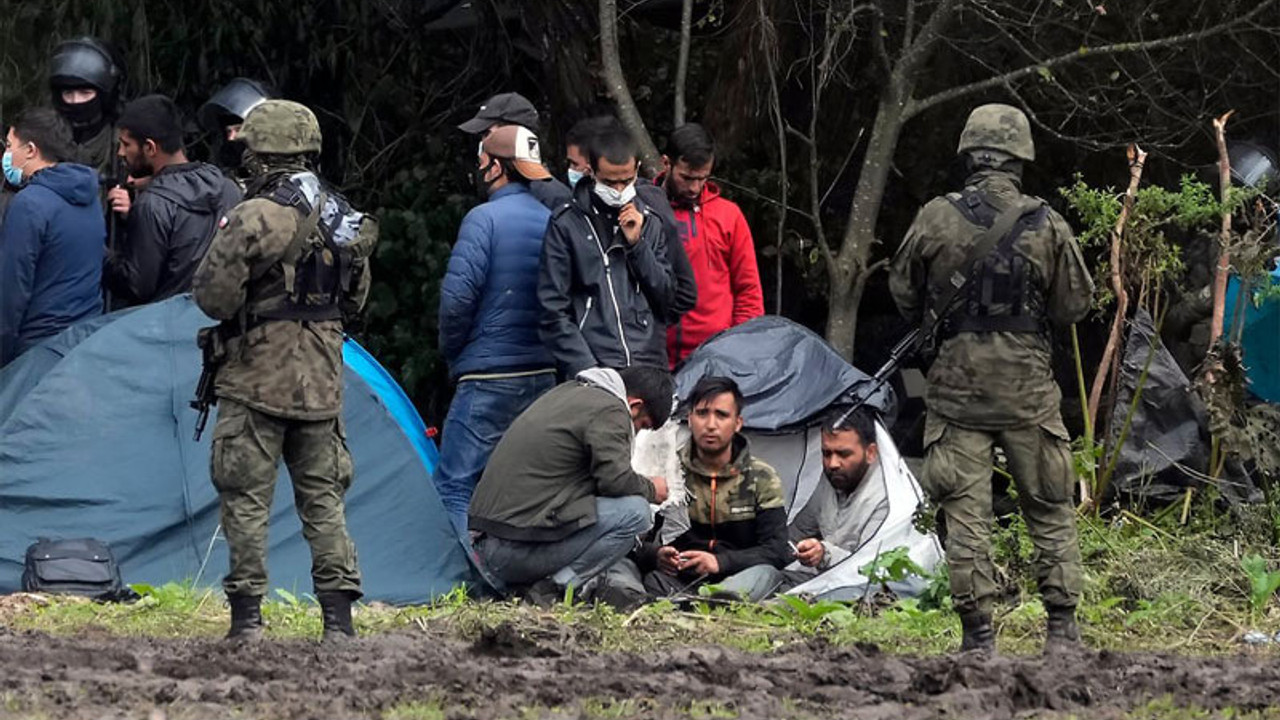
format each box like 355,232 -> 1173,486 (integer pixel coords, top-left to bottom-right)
0,295 -> 472,604
675,316 -> 895,431
1224,268 -> 1280,404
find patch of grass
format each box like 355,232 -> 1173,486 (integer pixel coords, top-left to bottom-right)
382,699 -> 445,720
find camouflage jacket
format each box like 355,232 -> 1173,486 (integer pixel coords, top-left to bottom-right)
192,194 -> 371,420
652,435 -> 790,575
889,170 -> 1094,429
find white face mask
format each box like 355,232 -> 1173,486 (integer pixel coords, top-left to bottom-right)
567,169 -> 585,189
593,181 -> 636,208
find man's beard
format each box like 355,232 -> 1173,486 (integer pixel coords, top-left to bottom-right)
827,458 -> 870,494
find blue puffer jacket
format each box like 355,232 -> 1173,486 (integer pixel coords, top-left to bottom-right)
439,183 -> 554,379
0,163 -> 105,367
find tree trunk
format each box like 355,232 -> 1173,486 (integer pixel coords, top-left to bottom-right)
674,0 -> 693,126
598,0 -> 662,173
1209,110 -> 1235,347
825,88 -> 910,360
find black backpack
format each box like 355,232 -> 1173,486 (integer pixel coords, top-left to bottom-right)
22,538 -> 138,602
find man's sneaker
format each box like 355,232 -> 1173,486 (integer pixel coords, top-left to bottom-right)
522,578 -> 564,608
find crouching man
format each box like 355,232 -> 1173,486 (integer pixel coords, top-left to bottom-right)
468,366 -> 672,605
782,408 -> 887,588
612,376 -> 789,603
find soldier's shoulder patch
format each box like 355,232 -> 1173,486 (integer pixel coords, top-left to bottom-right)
218,216 -> 230,229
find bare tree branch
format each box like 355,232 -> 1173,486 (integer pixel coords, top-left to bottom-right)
907,0 -> 1278,118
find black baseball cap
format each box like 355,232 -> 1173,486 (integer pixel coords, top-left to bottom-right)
458,92 -> 539,134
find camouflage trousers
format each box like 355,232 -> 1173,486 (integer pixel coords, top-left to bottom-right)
209,399 -> 362,598
922,413 -> 1081,615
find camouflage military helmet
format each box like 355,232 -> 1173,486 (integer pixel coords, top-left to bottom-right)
957,103 -> 1034,162
238,100 -> 322,155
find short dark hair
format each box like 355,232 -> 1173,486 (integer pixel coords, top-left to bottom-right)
118,94 -> 185,154
687,375 -> 744,415
565,115 -> 618,151
588,123 -> 637,171
11,108 -> 74,163
666,123 -> 715,168
617,365 -> 675,428
821,405 -> 876,447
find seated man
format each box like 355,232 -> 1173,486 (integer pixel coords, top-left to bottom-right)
783,407 -> 888,587
468,366 -> 673,604
614,376 -> 789,603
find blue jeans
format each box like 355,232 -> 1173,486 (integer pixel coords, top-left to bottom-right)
435,373 -> 555,533
475,496 -> 653,591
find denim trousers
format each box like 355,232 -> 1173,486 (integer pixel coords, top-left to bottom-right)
435,373 -> 555,533
475,495 -> 653,591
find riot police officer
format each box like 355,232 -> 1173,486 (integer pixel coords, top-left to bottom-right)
197,78 -> 272,180
49,37 -> 125,178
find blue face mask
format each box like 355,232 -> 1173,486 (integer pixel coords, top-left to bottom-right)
567,169 -> 585,189
2,150 -> 25,187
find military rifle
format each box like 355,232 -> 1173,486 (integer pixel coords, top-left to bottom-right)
103,157 -> 127,310
191,326 -> 226,441
833,196 -> 1042,428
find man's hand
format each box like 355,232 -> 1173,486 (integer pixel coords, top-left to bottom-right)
677,550 -> 719,576
618,203 -> 644,245
107,186 -> 131,216
795,538 -> 825,568
650,475 -> 669,504
656,546 -> 681,576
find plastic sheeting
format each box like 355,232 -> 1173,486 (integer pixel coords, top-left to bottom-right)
675,316 -> 895,431
784,423 -> 943,601
0,296 -> 473,604
1107,308 -> 1211,503
1224,268 -> 1280,404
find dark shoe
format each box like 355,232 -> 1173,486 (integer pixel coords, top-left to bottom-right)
958,610 -> 995,653
1045,605 -> 1082,653
593,579 -> 650,612
225,594 -> 264,641
317,590 -> 358,641
521,578 -> 564,608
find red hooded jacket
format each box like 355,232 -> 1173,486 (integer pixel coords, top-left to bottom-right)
660,179 -> 765,367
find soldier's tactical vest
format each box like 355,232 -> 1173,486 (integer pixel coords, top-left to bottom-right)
246,172 -> 378,325
940,187 -> 1050,337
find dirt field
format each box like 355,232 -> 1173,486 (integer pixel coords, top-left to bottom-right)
1,623 -> 1278,720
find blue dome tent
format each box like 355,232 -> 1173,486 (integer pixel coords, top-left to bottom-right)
0,296 -> 473,604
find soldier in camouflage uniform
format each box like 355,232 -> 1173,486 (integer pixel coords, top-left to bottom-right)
193,100 -> 375,641
889,104 -> 1094,653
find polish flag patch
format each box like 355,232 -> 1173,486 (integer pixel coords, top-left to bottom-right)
218,216 -> 229,229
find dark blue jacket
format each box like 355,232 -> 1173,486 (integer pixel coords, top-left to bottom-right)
439,183 -> 554,380
0,163 -> 105,367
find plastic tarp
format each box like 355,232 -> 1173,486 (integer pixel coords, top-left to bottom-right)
1107,308 -> 1211,503
674,316 -> 894,431
0,295 -> 473,604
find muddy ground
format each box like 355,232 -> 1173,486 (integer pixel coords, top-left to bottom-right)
1,624 -> 1278,720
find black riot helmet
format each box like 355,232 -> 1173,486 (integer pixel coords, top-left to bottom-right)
198,78 -> 272,134
49,37 -> 124,138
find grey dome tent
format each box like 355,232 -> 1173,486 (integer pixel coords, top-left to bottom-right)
635,316 -> 942,600
0,295 -> 473,604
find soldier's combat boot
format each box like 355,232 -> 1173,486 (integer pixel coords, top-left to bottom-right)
225,594 -> 264,641
318,590 -> 357,641
958,610 -> 995,653
1045,605 -> 1082,653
